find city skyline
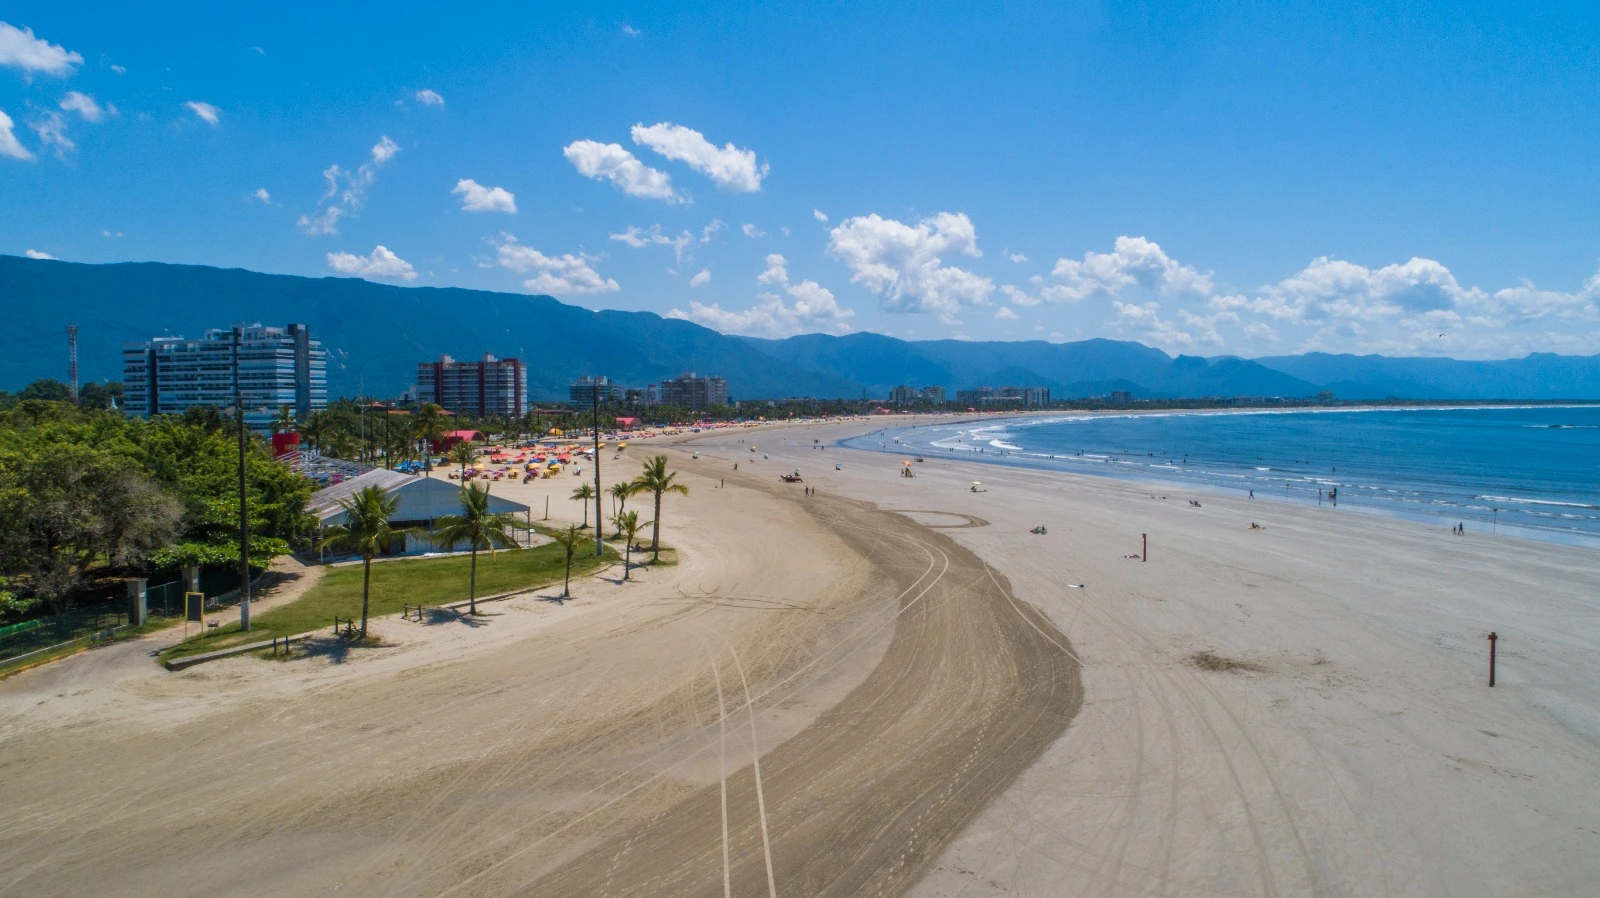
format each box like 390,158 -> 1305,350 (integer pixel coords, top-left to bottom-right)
3,4 -> 1599,359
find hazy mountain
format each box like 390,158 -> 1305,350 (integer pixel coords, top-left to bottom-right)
3,255 -> 1596,401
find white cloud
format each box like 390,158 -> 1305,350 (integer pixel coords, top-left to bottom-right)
1005,251 -> 1028,263
826,212 -> 993,316
741,223 -> 765,238
453,178 -> 517,213
0,22 -> 81,75
632,122 -> 767,192
414,89 -> 445,107
370,135 -> 399,164
28,110 -> 71,156
1042,236 -> 1211,303
185,101 -> 221,125
563,139 -> 681,202
327,245 -> 417,281
297,137 -> 400,235
1000,284 -> 1039,307
609,220 -> 720,262
249,46 -> 266,56
24,248 -> 53,259
622,23 -> 641,36
496,234 -> 619,295
251,187 -> 272,204
812,209 -> 828,223
670,253 -> 854,337
101,229 -> 122,237
689,268 -> 711,288
109,64 -> 125,75
60,91 -> 108,122
995,306 -> 1018,321
0,108 -> 33,160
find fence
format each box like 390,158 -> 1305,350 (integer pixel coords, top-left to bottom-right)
0,598 -> 129,666
145,568 -> 245,619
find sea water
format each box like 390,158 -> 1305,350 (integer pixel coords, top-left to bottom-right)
842,406 -> 1600,545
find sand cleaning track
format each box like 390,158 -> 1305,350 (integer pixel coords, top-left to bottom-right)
525,487 -> 1083,896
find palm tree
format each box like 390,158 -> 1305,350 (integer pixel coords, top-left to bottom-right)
316,485 -> 404,639
451,441 -> 479,481
632,455 -> 689,563
571,482 -> 596,528
608,480 -> 640,535
415,403 -> 445,472
272,404 -> 296,435
300,410 -> 332,453
431,482 -> 521,614
549,524 -> 584,599
616,510 -> 646,580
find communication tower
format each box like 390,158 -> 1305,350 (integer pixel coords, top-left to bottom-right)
66,324 -> 79,403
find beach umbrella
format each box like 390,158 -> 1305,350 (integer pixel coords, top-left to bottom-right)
971,481 -> 982,485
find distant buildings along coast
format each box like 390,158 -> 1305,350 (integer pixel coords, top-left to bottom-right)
415,353 -> 528,417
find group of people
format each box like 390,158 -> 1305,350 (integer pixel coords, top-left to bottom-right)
1452,522 -> 1466,535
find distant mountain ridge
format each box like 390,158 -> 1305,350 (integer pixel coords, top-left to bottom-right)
2,254 -> 1597,401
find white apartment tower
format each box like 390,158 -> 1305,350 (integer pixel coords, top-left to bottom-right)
122,323 -> 327,429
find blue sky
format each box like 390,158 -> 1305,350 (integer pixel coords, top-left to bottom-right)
2,2 -> 1598,358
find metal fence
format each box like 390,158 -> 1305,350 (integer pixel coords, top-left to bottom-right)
0,598 -> 129,666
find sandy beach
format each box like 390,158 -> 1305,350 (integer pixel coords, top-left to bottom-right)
1,418 -> 1596,896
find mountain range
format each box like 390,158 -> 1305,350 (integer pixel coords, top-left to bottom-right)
3,254 -> 1597,402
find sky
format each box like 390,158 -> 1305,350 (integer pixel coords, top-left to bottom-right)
2,1 -> 1599,359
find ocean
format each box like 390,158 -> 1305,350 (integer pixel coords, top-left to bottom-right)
841,405 -> 1600,545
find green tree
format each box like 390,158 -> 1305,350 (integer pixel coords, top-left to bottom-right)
570,482 -> 596,528
548,524 -> 584,600
272,405 -> 296,435
450,441 -> 479,481
632,455 -> 688,563
315,485 -> 404,638
415,403 -> 445,472
608,480 -> 640,535
431,482 -> 521,614
615,510 -> 646,581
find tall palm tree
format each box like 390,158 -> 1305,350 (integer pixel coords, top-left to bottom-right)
300,410 -> 332,453
451,441 -> 479,481
272,404 -> 296,435
632,455 -> 689,563
549,524 -> 584,599
616,510 -> 645,581
608,480 -> 640,535
431,482 -> 521,614
571,482 -> 596,528
415,403 -> 445,472
316,485 -> 404,639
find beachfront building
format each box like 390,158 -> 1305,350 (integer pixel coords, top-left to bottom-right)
122,323 -> 326,430
415,353 -> 527,418
955,385 -> 1050,407
569,375 -> 621,407
311,469 -> 532,555
659,372 -> 729,411
889,384 -> 947,406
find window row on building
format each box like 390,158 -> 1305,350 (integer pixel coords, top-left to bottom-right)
123,323 -> 326,429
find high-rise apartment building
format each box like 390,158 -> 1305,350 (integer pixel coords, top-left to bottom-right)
122,323 -> 325,429
415,354 -> 527,417
889,384 -> 946,406
569,375 -> 621,407
658,372 -> 728,411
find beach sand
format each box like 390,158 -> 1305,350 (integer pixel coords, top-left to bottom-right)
0,419 -> 1595,896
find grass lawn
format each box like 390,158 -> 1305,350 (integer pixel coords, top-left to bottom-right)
161,539 -> 617,662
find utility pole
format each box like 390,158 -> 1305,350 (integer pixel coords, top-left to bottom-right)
65,324 -> 79,403
232,327 -> 252,632
593,380 -> 603,557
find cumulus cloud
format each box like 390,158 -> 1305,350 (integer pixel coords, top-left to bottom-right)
1005,251 -> 1028,263
670,253 -> 854,337
414,89 -> 445,107
60,91 -> 109,122
563,139 -> 681,202
327,245 -> 417,281
297,136 -> 400,235
622,23 -> 641,36
995,306 -> 1019,321
28,110 -> 71,156
453,178 -> 517,213
0,109 -> 29,160
185,101 -> 221,125
741,223 -> 765,238
251,187 -> 272,204
0,22 -> 81,75
827,212 -> 993,317
1041,236 -> 1211,303
631,122 -> 767,193
689,268 -> 711,288
812,209 -> 828,223
496,234 -> 619,295
24,248 -> 53,259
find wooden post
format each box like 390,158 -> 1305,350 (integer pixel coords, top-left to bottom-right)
1142,533 -> 1147,562
1488,632 -> 1498,686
